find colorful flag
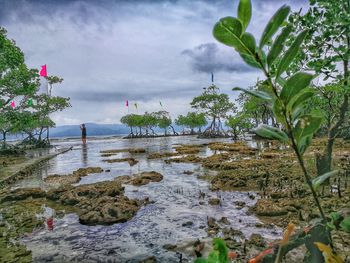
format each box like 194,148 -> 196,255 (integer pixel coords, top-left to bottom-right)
40,64 -> 47,77
126,100 -> 129,107
159,101 -> 163,107
134,103 -> 138,109
11,101 -> 15,108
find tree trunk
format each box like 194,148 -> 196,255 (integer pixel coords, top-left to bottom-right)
170,125 -> 178,135
316,57 -> 349,176
2,131 -> 6,149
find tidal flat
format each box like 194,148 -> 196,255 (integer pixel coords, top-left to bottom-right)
1,135 -> 349,262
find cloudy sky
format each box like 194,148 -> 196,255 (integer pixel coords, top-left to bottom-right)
0,0 -> 308,125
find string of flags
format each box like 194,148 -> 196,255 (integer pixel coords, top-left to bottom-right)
124,100 -> 164,110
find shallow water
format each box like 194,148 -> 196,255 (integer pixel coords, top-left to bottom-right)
17,136 -> 281,262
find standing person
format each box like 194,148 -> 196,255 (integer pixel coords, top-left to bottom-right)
80,124 -> 87,144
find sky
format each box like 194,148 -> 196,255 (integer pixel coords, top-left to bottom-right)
0,0 -> 308,125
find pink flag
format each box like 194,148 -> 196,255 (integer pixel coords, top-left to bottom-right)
40,64 -> 47,77
126,100 -> 129,107
11,101 -> 15,108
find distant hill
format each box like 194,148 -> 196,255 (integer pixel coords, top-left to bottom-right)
2,123 -> 185,140
50,123 -> 130,138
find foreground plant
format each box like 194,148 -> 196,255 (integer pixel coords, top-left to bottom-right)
213,0 -> 344,261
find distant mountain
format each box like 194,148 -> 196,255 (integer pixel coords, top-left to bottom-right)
1,123 -> 185,140
50,123 -> 130,138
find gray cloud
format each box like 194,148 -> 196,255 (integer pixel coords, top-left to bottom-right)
0,0 -> 308,125
182,43 -> 255,74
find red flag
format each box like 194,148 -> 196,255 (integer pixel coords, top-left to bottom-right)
46,217 -> 54,231
126,100 -> 129,107
40,64 -> 47,77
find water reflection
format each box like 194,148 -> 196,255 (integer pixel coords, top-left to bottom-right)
20,136 -> 281,262
82,144 -> 88,166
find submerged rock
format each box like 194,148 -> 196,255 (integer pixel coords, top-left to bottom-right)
138,256 -> 157,263
102,157 -> 139,166
208,198 -> 221,206
127,171 -> 163,186
1,188 -> 45,202
174,146 -> 201,155
147,152 -> 180,159
47,179 -> 146,225
44,167 -> 103,185
100,148 -> 146,154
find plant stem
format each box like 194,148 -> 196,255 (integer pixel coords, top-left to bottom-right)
290,134 -> 327,221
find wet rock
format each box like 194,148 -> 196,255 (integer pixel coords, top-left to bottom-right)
1,188 -> 45,202
129,148 -> 147,154
234,201 -> 246,209
102,158 -> 139,166
166,155 -> 202,164
73,167 -> 103,176
44,174 -> 81,185
138,256 -> 157,263
207,217 -> 217,228
100,148 -> 146,154
183,170 -> 194,175
246,233 -> 266,248
182,221 -> 194,227
163,244 -> 177,250
44,167 -> 103,185
211,173 -> 247,190
208,198 -> 221,206
218,217 -> 230,225
46,179 -> 145,225
251,199 -> 292,217
147,152 -> 180,159
222,227 -> 244,240
127,171 -> 163,186
174,146 -> 201,155
270,191 -> 289,199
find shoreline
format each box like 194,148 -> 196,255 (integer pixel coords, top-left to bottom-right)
0,147 -> 73,187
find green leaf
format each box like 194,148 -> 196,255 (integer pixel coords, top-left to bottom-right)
287,88 -> 315,114
280,72 -> 314,104
233,87 -> 272,101
297,134 -> 312,155
276,30 -> 309,78
239,53 -> 262,69
294,111 -> 323,142
272,98 -> 286,125
340,217 -> 350,233
267,25 -> 292,67
238,0 -> 252,32
213,17 -> 248,54
259,5 -> 291,48
312,170 -> 340,190
241,32 -> 256,53
255,124 -> 289,142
